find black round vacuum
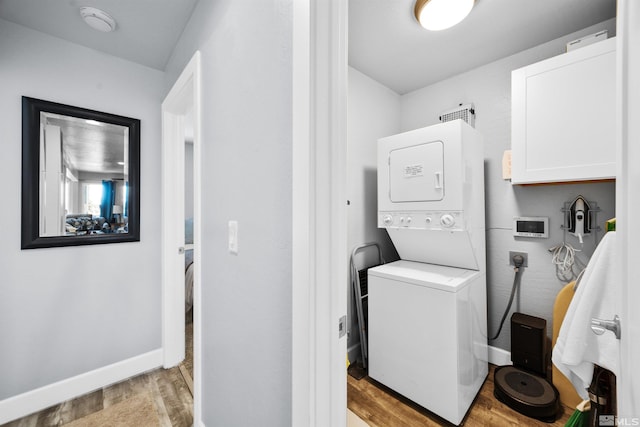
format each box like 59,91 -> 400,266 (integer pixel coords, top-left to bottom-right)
494,365 -> 560,422
494,313 -> 561,422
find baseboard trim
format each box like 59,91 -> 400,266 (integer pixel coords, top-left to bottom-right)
0,349 -> 163,424
488,345 -> 512,366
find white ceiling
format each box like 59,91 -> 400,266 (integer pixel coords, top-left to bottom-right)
0,0 -> 616,94
46,114 -> 127,175
349,0 -> 617,94
0,0 -> 198,70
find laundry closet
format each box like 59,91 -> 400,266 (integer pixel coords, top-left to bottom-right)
346,5 -> 617,424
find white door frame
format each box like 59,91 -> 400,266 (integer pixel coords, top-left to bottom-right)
616,1 -> 640,417
292,1 -> 348,426
161,51 -> 202,423
294,1 -> 640,425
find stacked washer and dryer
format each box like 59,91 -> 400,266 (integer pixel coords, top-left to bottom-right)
368,120 -> 488,425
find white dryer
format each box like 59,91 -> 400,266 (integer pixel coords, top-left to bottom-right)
369,120 -> 487,425
377,119 -> 485,270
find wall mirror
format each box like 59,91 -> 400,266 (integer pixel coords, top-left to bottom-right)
21,96 -> 140,249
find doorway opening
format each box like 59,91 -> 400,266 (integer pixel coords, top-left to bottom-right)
161,51 -> 202,424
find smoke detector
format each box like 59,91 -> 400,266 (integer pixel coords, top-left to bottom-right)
80,7 -> 117,33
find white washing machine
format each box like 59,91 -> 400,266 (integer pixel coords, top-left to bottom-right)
369,120 -> 487,425
368,261 -> 487,426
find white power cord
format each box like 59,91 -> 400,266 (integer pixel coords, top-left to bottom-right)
549,242 -> 585,282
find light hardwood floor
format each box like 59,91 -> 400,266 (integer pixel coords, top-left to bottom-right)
6,324 -> 572,427
348,364 -> 574,427
2,314 -> 194,427
2,367 -> 193,427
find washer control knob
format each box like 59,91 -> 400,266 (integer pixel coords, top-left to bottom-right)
440,214 -> 455,228
382,215 -> 393,226
399,217 -> 405,223
425,217 -> 432,224
406,217 -> 412,224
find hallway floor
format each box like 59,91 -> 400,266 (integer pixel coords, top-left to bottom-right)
3,314 -> 194,427
5,328 -> 576,427
2,366 -> 193,427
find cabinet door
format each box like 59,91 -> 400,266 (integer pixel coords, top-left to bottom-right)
511,37 -> 616,184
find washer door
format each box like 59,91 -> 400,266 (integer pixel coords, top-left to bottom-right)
389,141 -> 444,202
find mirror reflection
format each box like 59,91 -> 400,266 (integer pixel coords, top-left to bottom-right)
22,96 -> 140,249
40,112 -> 130,237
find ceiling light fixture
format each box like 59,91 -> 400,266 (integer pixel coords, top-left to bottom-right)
414,0 -> 474,31
80,7 -> 117,33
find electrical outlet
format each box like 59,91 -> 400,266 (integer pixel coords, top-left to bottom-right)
509,251 -> 528,267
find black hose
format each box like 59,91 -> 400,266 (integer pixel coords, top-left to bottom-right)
489,267 -> 524,341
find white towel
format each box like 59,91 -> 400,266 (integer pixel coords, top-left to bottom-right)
552,232 -> 620,399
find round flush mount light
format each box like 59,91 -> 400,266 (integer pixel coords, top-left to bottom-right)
414,0 -> 474,31
80,7 -> 117,32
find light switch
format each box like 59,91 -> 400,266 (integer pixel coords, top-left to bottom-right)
228,220 -> 238,254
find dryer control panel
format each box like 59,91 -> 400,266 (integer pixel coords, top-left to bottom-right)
379,211 -> 465,231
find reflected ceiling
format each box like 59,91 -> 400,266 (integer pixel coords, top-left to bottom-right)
45,114 -> 126,175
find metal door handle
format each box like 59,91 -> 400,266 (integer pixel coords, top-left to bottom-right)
591,315 -> 621,339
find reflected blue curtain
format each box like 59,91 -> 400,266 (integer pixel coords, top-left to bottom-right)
100,180 -> 115,221
124,182 -> 129,217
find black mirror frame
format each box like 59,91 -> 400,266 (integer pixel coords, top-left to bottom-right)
21,96 -> 141,249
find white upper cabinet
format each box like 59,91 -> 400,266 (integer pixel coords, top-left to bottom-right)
511,37 -> 616,184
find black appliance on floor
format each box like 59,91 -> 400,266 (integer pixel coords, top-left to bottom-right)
493,313 -> 560,422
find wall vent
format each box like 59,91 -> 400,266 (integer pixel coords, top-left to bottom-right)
439,103 -> 475,128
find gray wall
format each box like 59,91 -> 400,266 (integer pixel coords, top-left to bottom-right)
0,19 -> 164,399
399,19 -> 617,351
164,1 -> 293,425
347,67 -> 400,363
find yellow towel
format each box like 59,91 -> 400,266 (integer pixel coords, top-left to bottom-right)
552,281 -> 582,408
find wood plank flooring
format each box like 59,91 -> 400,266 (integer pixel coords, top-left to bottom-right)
5,313 -> 575,427
3,313 -> 194,427
348,364 -> 575,427
2,367 -> 193,427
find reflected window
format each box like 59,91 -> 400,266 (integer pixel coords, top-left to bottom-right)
85,183 -> 103,217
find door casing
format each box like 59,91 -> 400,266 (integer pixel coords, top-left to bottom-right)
161,51 -> 202,424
